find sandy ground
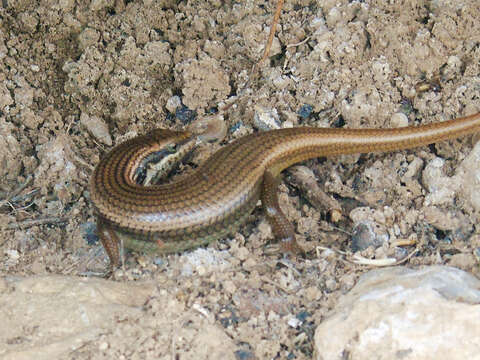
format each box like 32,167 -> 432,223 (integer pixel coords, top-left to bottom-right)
1,0 -> 480,358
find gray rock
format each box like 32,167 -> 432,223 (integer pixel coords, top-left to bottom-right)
314,266 -> 480,360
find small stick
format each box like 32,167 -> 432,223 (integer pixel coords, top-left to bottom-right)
222,0 -> 285,113
259,0 -> 284,63
286,36 -> 311,48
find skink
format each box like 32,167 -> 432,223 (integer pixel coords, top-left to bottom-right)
90,112 -> 480,268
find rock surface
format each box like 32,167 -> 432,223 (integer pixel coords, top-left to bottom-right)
0,275 -> 236,360
314,266 -> 480,360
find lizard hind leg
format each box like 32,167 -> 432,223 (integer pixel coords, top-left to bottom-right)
261,169 -> 303,255
96,217 -> 122,270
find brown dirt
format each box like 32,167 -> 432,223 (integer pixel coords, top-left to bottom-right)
1,0 -> 480,358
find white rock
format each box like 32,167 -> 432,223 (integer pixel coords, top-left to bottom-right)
457,141 -> 480,212
422,157 -> 459,206
80,113 -> 112,146
390,112 -> 408,128
288,316 -> 302,328
314,266 -> 480,360
166,95 -> 182,113
14,85 -> 34,108
253,105 -> 280,130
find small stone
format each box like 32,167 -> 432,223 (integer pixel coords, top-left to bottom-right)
78,28 -> 100,50
350,208 -> 389,251
0,82 -> 14,109
166,95 -> 182,113
6,249 -> 20,260
188,114 -> 227,142
298,104 -> 313,119
197,265 -> 207,276
80,113 -> 112,146
153,257 -> 165,266
351,221 -> 388,251
223,280 -> 237,294
423,206 -> 472,234
325,278 -> 337,292
457,142 -> 480,213
474,248 -> 480,262
20,108 -> 43,129
242,257 -> 257,271
14,85 -> 34,108
447,55 -> 462,70
304,286 -> 322,301
181,248 -> 232,276
0,119 -> 24,182
80,222 -> 97,245
287,316 -> 302,328
58,0 -> 75,10
326,7 -> 342,27
90,0 -> 114,11
0,33 -> 7,60
391,112 -> 409,127
175,56 -> 231,109
204,40 -> 225,59
229,121 -> 243,134
136,256 -> 148,268
144,41 -> 172,66
403,157 -> 424,179
235,247 -> 250,261
98,341 -> 109,351
234,350 -> 255,360
253,105 -> 280,131
330,209 -> 342,222
422,157 -> 458,206
19,11 -> 39,33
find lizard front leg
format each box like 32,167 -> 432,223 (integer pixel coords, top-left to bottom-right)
261,169 -> 303,254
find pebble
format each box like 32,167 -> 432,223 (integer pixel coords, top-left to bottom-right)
298,104 -> 313,119
287,317 -> 302,328
166,95 -> 182,113
422,157 -> 458,206
457,141 -> 480,212
390,112 -> 409,127
80,113 -> 112,146
253,105 -> 280,131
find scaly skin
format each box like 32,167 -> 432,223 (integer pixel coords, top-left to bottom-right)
89,112 -> 480,268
